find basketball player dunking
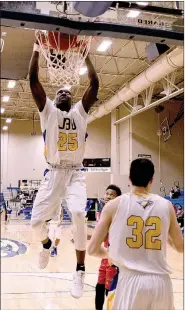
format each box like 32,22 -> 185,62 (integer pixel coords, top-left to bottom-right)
88,158 -> 183,309
29,39 -> 99,299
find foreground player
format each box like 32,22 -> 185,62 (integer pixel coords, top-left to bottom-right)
88,158 -> 183,310
29,39 -> 99,298
95,185 -> 121,310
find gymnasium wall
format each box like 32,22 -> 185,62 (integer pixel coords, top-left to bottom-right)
1,114 -> 111,198
85,114 -> 111,198
1,120 -> 45,190
118,101 -> 184,195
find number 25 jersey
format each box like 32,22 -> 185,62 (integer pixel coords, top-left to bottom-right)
109,193 -> 171,274
39,98 -> 87,166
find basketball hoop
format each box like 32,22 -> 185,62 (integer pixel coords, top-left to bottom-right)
35,31 -> 91,87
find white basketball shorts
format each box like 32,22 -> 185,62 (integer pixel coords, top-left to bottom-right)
113,268 -> 174,310
31,168 -> 87,223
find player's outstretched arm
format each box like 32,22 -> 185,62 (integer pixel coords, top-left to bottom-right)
82,55 -> 99,113
29,40 -> 46,112
87,197 -> 120,258
168,202 -> 184,253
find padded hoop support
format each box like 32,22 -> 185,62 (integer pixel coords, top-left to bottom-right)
73,1 -> 111,17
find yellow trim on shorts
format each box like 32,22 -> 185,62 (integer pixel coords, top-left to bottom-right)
107,291 -> 115,310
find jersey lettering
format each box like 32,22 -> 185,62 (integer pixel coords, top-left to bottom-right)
126,215 -> 162,250
59,118 -> 77,131
58,132 -> 78,151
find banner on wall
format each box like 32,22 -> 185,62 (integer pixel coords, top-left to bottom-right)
138,154 -> 152,159
82,158 -> 111,172
82,167 -> 111,172
18,180 -> 41,189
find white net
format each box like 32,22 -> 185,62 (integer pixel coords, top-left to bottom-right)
36,30 -> 91,87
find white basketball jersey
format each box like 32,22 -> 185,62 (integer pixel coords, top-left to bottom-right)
39,98 -> 87,166
109,193 -> 171,274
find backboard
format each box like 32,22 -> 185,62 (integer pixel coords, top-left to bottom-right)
1,1 -> 184,46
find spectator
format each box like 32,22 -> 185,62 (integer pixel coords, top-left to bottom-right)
169,187 -> 175,199
175,185 -> 181,197
170,186 -> 181,199
176,205 -> 184,236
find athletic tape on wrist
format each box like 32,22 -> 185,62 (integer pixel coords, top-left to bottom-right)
33,43 -> 40,53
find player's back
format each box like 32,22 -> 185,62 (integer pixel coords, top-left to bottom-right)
109,193 -> 171,274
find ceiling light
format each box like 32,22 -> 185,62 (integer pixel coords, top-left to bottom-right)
2,96 -> 9,102
8,80 -> 16,88
2,32 -> 6,36
127,10 -> 141,18
2,126 -> 8,131
136,2 -> 149,6
6,118 -> 12,123
79,67 -> 87,76
97,40 -> 112,52
1,107 -> 5,113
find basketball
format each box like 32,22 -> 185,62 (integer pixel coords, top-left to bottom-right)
48,32 -> 78,51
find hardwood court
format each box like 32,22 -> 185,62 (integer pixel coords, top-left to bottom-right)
1,222 -> 183,310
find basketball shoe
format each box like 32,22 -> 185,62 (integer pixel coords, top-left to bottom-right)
50,248 -> 55,257
39,248 -> 50,269
71,270 -> 85,298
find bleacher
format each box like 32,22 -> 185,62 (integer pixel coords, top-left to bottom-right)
0,192 -> 13,215
20,199 -> 95,223
22,207 -> 32,220
1,189 -> 97,224
0,193 -> 6,210
62,205 -> 71,222
164,190 -> 184,209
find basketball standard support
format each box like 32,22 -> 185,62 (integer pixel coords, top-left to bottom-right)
114,87 -> 184,125
0,7 -> 183,46
87,47 -> 183,124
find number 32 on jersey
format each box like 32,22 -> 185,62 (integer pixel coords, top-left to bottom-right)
126,216 -> 162,250
58,132 -> 78,151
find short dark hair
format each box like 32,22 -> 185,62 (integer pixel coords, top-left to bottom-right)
106,184 -> 122,196
129,158 -> 155,187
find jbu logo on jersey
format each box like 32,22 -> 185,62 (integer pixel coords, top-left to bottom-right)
59,118 -> 76,131
58,118 -> 78,152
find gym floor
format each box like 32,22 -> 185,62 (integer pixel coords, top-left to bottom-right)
1,221 -> 183,310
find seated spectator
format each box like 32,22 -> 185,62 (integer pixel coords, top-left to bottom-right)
176,206 -> 184,231
170,186 -> 181,199
169,187 -> 175,199
175,185 -> 181,196
177,205 -> 184,217
173,204 -> 177,214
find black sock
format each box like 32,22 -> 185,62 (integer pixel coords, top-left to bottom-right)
43,238 -> 52,249
105,288 -> 109,296
95,283 -> 106,310
76,263 -> 85,272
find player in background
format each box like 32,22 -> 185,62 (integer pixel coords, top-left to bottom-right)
29,38 -> 99,299
88,158 -> 183,310
95,185 -> 121,310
